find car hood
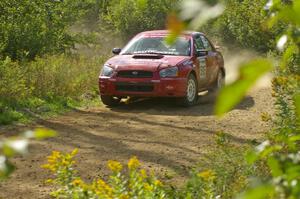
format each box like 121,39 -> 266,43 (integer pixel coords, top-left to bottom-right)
105,55 -> 190,71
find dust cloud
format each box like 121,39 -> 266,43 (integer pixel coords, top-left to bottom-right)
223,48 -> 272,90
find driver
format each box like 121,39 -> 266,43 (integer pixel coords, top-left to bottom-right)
140,38 -> 162,51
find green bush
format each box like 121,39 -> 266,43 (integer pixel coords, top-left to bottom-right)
0,54 -> 106,125
0,57 -> 29,105
103,0 -> 178,41
201,0 -> 284,52
0,0 -> 93,60
25,54 -> 103,100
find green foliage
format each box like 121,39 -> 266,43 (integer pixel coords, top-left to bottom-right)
0,0 -> 93,60
103,0 -> 178,40
43,151 -> 169,198
217,0 -> 300,198
177,134 -> 261,199
180,0 -> 299,198
0,57 -> 30,104
0,54 -> 105,125
0,129 -> 56,180
25,54 -> 103,100
43,135 -> 260,199
201,0 -> 283,52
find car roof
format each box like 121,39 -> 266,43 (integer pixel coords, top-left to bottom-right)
136,30 -> 204,37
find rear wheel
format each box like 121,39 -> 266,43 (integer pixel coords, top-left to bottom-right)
209,70 -> 225,94
177,74 -> 198,106
100,95 -> 121,107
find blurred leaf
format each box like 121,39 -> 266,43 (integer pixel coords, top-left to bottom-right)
267,156 -> 282,177
278,2 -> 300,26
260,145 -> 282,158
3,139 -> 28,157
165,13 -> 186,45
276,35 -> 287,51
246,150 -> 258,164
179,0 -> 224,29
136,0 -> 147,9
289,135 -> 300,142
2,144 -> 15,157
215,59 -> 273,116
34,128 -> 57,140
0,157 -> 15,180
294,94 -> 300,118
286,165 -> 300,180
239,184 -> 275,199
24,128 -> 57,140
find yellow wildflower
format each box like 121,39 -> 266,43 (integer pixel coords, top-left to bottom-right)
41,163 -> 56,172
71,148 -> 78,157
62,159 -> 69,166
120,194 -> 129,199
140,169 -> 147,179
45,179 -> 54,184
107,160 -> 123,172
154,179 -> 163,187
46,151 -> 61,164
128,156 -> 140,169
97,179 -> 113,195
144,183 -> 153,191
72,179 -> 83,186
197,170 -> 216,181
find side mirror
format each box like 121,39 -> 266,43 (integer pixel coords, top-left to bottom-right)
196,50 -> 208,57
112,48 -> 121,55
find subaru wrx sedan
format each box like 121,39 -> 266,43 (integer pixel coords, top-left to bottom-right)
99,30 -> 225,106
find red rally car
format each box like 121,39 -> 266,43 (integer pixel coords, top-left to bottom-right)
99,30 -> 225,106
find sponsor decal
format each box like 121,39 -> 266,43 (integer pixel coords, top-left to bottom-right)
198,57 -> 206,79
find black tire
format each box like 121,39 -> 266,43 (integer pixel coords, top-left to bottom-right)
100,95 -> 121,107
209,70 -> 225,95
177,74 -> 198,106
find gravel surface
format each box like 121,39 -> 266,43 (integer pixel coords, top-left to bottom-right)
0,87 -> 273,199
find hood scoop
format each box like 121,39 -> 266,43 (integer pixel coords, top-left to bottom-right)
132,54 -> 164,59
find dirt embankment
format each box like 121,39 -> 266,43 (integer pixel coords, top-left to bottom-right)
0,49 -> 273,199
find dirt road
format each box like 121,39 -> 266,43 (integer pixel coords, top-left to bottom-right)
0,50 -> 273,198
0,88 -> 272,199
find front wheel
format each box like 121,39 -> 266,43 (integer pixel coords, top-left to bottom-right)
177,74 -> 198,106
100,95 -> 121,107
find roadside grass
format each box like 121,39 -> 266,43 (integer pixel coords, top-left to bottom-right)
0,54 -> 106,125
41,132 -> 268,199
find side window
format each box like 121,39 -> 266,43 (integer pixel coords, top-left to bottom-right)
200,35 -> 212,51
194,36 -> 205,51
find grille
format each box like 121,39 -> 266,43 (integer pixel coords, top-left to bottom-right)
116,83 -> 154,92
117,70 -> 153,78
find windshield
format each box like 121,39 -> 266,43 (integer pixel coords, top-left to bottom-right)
121,36 -> 191,56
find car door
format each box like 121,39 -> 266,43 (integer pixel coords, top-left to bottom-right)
199,35 -> 219,85
193,34 -> 210,88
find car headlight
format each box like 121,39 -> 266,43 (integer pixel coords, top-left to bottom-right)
159,66 -> 178,78
101,65 -> 114,77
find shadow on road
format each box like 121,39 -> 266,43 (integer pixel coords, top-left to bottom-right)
108,92 -> 255,116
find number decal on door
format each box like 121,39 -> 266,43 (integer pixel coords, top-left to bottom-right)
198,57 -> 206,79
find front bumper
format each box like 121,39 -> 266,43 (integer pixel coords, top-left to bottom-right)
99,77 -> 187,97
